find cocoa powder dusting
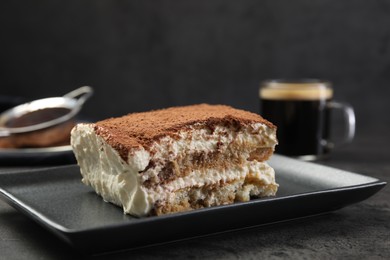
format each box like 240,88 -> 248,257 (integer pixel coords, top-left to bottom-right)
93,104 -> 275,161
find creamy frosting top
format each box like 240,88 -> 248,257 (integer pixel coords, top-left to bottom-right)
94,104 -> 276,160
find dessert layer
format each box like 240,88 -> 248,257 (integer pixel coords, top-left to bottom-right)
140,123 -> 276,188
93,104 -> 276,161
152,166 -> 278,215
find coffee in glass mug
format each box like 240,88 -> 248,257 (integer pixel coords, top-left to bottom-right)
260,79 -> 355,161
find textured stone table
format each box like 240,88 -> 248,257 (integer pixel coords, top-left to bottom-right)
0,127 -> 389,259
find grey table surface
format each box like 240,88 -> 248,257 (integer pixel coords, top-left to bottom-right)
0,127 -> 389,260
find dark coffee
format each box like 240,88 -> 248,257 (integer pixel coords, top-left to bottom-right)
259,81 -> 334,158
261,98 -> 331,156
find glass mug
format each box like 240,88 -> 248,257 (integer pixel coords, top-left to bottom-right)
259,79 -> 355,161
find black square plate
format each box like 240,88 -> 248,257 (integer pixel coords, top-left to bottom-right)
0,155 -> 385,254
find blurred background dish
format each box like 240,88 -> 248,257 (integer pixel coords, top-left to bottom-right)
0,87 -> 93,165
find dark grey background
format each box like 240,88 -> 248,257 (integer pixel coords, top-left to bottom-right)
1,1 -> 390,132
1,2 -> 390,258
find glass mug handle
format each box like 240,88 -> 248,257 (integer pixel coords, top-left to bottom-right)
323,101 -> 356,149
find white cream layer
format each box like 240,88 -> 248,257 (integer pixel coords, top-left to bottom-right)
71,122 -> 278,216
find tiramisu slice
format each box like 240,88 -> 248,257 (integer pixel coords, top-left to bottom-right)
71,104 -> 278,217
